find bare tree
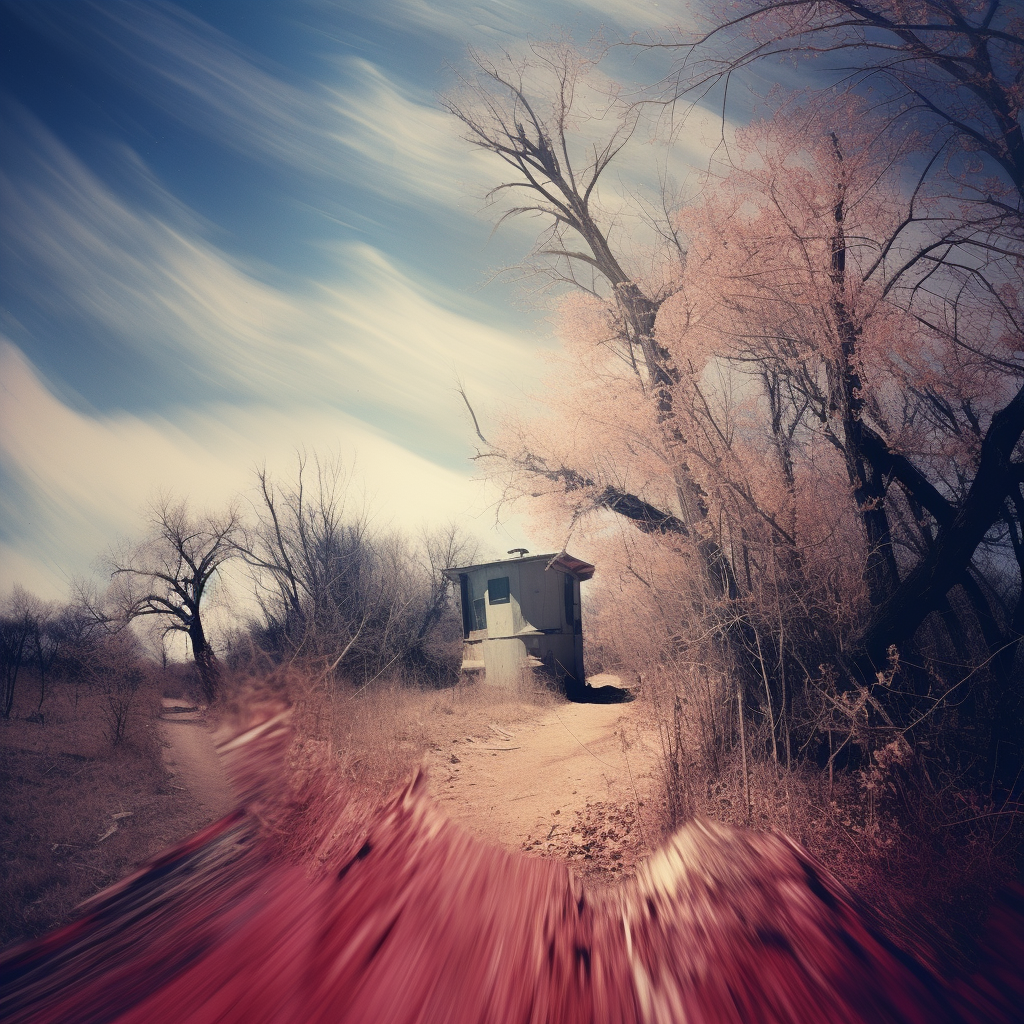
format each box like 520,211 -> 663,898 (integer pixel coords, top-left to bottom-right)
444,44 -> 688,401
656,0 -> 1024,669
237,453 -> 375,670
445,45 -> 736,586
0,587 -> 36,719
48,585 -> 110,706
662,0 -> 1024,207
87,629 -> 146,746
236,456 -> 476,687
111,498 -> 239,704
417,521 -> 478,645
10,592 -> 61,712
30,603 -> 61,711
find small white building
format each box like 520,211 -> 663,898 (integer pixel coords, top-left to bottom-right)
444,550 -> 595,688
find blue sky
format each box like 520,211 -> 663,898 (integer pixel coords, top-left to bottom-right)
0,0 -> 705,598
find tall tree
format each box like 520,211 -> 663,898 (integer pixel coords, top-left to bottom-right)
447,24 -> 1023,780
237,453 -> 377,670
237,455 -> 474,685
660,0 -> 1024,669
446,43 -> 738,597
111,498 -> 239,703
0,588 -> 36,719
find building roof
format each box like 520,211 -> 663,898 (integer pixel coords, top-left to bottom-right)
545,551 -> 596,581
443,550 -> 595,582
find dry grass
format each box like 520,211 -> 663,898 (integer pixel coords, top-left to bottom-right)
14,650 -> 1004,978
632,672 -> 1022,975
0,675 -> 218,951
223,664 -> 560,800
2,658 -> 574,948
743,756 -> 1014,975
215,665 -> 568,873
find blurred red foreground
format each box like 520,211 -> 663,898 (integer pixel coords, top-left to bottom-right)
1,709 -> 1021,1024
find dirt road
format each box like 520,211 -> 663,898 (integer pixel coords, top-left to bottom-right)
156,685 -> 662,878
423,678 -> 662,876
159,700 -> 234,820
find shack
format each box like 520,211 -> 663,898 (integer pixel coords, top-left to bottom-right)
443,549 -> 595,688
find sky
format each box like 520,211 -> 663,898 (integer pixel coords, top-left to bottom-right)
0,0 -> 715,602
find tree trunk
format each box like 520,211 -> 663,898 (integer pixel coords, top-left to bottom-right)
827,146 -> 900,605
861,384 -> 1024,662
189,618 -> 220,705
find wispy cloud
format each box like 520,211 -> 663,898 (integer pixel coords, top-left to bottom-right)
8,1 -> 707,214
317,243 -> 543,440
7,0 -> 344,176
1,101 -> 320,400
6,0 -> 547,210
8,0 -> 720,236
328,57 -> 508,211
1,105 -> 536,438
0,98 -> 541,597
334,0 -> 672,43
0,342 -> 513,599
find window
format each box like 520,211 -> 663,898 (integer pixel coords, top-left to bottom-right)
458,574 -> 472,638
488,576 -> 510,604
472,598 -> 487,631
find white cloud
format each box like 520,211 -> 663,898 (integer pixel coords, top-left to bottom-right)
0,111 -> 546,599
316,242 -> 543,424
327,58 -> 510,212
8,2 -> 507,227
1,103 -> 313,393
10,0 -> 634,212
2,108 -> 539,440
339,0 -> 673,43
0,342 -> 522,600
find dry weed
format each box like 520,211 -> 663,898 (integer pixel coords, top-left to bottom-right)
523,800 -> 647,882
0,678 -> 211,950
633,670 -> 1022,975
214,666 -> 569,875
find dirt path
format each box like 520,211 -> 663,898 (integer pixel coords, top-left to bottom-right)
422,677 -> 662,876
158,700 -> 234,819
153,685 -> 662,879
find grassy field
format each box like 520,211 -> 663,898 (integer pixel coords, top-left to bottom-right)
0,676 -> 215,950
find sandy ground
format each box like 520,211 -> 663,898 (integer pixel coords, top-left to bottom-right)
157,681 -> 663,878
421,676 -> 662,875
158,699 -> 234,819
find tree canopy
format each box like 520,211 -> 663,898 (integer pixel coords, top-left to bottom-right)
446,3 -> 1023,790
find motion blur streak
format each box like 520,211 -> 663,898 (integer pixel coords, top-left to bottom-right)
1,708 -> 1020,1024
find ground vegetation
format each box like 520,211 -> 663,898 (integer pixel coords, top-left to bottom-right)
229,452 -> 475,689
0,596 -> 206,949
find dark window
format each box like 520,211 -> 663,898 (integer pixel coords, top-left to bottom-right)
488,576 -> 510,604
563,573 -> 575,629
472,598 -> 487,631
459,574 -> 472,638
